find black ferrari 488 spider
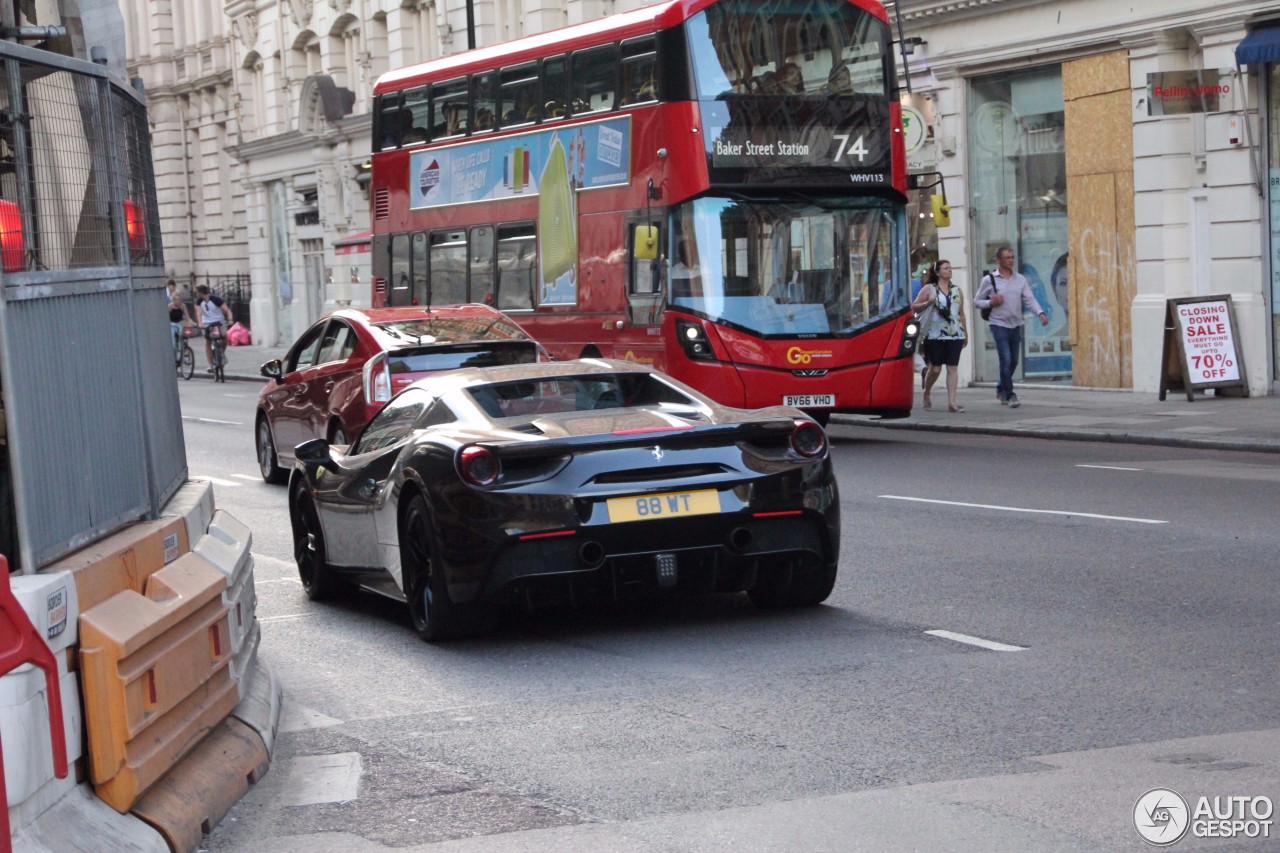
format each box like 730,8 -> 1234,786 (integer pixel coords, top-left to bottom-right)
288,359 -> 840,640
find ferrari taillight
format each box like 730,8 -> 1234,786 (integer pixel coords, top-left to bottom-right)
0,199 -> 25,273
790,419 -> 827,458
363,352 -> 392,403
457,445 -> 500,486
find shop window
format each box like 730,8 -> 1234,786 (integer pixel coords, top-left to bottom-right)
968,66 -> 1071,385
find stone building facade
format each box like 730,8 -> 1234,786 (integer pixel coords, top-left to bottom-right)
126,0 -> 1279,394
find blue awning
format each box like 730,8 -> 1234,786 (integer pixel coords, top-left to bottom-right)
1236,25 -> 1280,65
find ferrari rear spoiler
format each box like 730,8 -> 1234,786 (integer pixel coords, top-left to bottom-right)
472,416 -> 802,460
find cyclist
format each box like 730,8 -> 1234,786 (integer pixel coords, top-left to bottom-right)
194,284 -> 232,373
167,280 -> 188,353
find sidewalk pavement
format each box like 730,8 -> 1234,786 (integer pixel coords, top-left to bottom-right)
212,341 -> 1280,454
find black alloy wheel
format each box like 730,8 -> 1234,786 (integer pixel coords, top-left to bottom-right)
788,561 -> 838,606
256,416 -> 286,484
291,487 -> 335,600
401,494 -> 496,642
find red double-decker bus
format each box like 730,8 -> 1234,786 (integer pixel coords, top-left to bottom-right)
370,0 -> 916,421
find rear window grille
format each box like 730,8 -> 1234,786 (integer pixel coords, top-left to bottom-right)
374,187 -> 390,220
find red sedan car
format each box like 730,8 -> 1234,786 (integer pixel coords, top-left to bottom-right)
255,304 -> 543,483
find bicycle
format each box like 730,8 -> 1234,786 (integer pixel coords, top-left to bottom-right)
205,324 -> 227,383
174,324 -> 195,380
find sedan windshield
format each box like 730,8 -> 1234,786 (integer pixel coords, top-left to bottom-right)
669,197 -> 905,337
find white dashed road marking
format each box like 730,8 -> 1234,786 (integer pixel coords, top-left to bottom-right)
925,630 -> 1027,652
880,495 -> 1166,525
181,416 -> 242,426
1076,464 -> 1143,471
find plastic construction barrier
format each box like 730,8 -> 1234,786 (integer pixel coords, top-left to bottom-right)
192,511 -> 258,695
1,557 -> 70,845
3,570 -> 82,836
46,517 -> 188,614
78,555 -> 237,813
160,480 -> 214,564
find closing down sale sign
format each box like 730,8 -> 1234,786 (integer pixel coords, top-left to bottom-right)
1175,299 -> 1240,384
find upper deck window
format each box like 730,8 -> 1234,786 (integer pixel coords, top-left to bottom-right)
431,77 -> 469,137
620,36 -> 658,106
543,56 -> 569,122
571,45 -> 618,114
500,63 -> 540,127
686,0 -> 889,99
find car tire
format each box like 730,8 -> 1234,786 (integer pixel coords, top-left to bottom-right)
746,559 -> 795,609
401,494 -> 496,642
256,416 -> 286,484
291,486 -> 335,601
789,561 -> 837,606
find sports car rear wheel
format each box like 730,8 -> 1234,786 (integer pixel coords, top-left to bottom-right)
789,562 -> 837,606
256,416 -> 286,484
746,559 -> 795,609
291,487 -> 335,600
402,494 -> 495,642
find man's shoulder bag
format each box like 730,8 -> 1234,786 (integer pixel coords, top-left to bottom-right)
979,273 -> 998,321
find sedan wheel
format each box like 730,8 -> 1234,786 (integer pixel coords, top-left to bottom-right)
291,488 -> 335,600
401,494 -> 496,642
256,416 -> 286,484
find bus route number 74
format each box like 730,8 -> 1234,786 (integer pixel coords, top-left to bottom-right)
833,133 -> 868,163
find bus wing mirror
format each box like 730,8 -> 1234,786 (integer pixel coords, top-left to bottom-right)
634,225 -> 658,261
931,195 -> 951,229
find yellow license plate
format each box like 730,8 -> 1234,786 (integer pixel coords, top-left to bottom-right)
606,489 -> 721,523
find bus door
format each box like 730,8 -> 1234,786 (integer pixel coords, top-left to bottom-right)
623,218 -> 665,367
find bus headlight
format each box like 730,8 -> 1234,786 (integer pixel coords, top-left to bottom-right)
675,319 -> 717,362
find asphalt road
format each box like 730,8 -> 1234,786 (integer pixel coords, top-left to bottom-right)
178,382 -> 1280,852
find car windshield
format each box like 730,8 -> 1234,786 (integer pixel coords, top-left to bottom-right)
466,373 -> 693,419
668,196 -> 906,336
389,341 -> 538,374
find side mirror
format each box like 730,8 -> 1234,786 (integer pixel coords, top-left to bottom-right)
931,194 -> 951,228
294,438 -> 331,465
633,225 -> 658,261
261,359 -> 283,380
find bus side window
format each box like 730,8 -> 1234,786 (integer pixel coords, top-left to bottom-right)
500,63 -> 539,127
432,77 -> 468,137
571,45 -> 617,114
430,230 -> 468,304
375,94 -> 403,150
470,226 -> 495,304
496,224 -> 536,311
402,86 -> 431,144
472,72 -> 497,132
620,36 -> 657,105
391,234 -> 411,303
411,232 -> 428,305
542,56 -> 568,121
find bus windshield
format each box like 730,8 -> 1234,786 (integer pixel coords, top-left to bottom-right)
669,197 -> 905,337
685,0 -> 889,99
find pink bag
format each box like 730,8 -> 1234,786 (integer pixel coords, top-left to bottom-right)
227,321 -> 251,346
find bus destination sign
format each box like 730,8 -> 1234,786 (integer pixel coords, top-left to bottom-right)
700,99 -> 891,186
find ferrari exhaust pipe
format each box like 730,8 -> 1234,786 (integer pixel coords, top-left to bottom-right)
579,541 -> 606,568
728,527 -> 753,553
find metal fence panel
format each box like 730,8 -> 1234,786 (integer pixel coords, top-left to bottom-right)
0,43 -> 181,571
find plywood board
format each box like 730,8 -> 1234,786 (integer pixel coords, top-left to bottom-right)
1063,51 -> 1129,101
1065,90 -> 1134,177
1068,172 -> 1123,387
